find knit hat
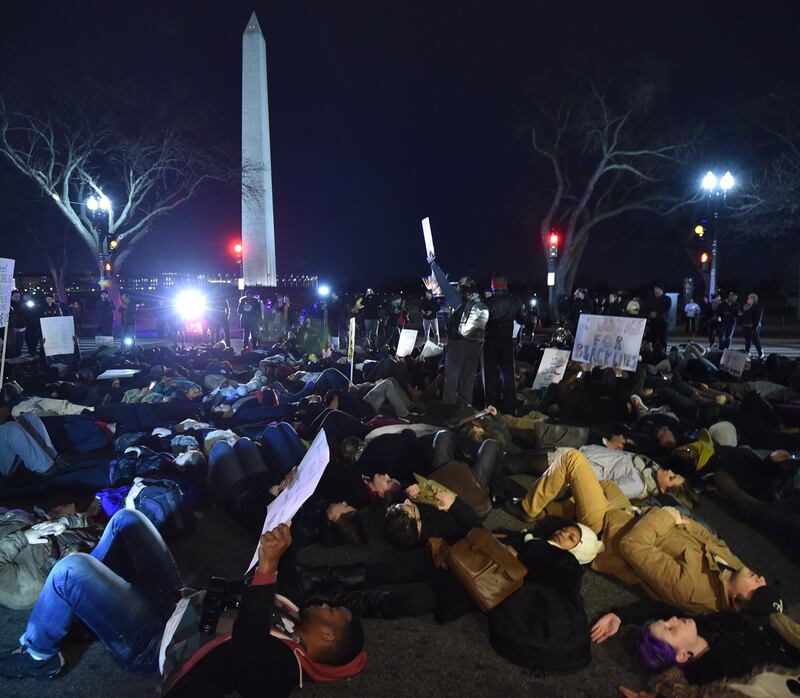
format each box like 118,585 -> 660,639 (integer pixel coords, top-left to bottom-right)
569,523 -> 604,565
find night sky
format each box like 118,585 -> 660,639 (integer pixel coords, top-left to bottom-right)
1,0 -> 799,290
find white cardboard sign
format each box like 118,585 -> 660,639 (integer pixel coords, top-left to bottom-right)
720,349 -> 746,378
396,328 -> 418,357
422,217 -> 435,260
40,316 -> 75,356
571,314 -> 646,371
97,369 -> 141,380
513,320 -> 522,339
533,348 -> 572,390
247,429 -> 330,571
0,258 -> 15,328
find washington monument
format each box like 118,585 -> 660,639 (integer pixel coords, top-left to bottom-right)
241,11 -> 277,287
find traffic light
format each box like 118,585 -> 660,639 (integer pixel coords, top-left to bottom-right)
548,231 -> 559,259
699,251 -> 710,270
109,239 -> 118,250
234,243 -> 242,255
694,218 -> 708,237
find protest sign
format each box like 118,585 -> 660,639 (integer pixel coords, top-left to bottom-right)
0,258 -> 14,328
422,217 -> 435,260
247,429 -> 331,571
513,320 -> 522,339
40,316 -> 75,356
97,369 -> 141,380
421,339 -> 443,359
720,349 -> 746,378
348,317 -> 356,382
95,335 -> 115,347
396,328 -> 418,357
571,314 -> 646,371
533,348 -> 572,390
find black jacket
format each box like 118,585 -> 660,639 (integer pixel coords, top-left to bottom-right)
418,496 -> 481,545
614,599 -> 800,685
361,295 -> 380,320
485,291 -> 524,339
742,302 -> 763,328
419,297 -> 440,320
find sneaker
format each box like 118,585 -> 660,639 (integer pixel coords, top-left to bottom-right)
0,646 -> 64,679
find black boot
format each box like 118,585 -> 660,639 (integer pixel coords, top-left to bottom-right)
307,589 -> 392,619
296,562 -> 367,595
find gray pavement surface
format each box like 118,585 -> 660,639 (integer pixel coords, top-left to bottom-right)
1,476 -> 798,698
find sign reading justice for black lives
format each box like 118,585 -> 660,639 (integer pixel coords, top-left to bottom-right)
571,314 -> 647,371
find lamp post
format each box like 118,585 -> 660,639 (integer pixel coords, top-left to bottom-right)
700,171 -> 734,298
87,194 -> 113,286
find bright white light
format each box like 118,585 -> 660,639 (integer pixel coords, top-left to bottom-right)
86,195 -> 99,211
530,299 -> 537,306
702,171 -> 718,191
720,171 -> 735,191
124,337 -> 133,346
26,300 -> 35,308
98,195 -> 112,211
318,285 -> 330,297
175,290 -> 207,319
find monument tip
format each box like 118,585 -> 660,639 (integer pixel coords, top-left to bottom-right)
244,11 -> 263,35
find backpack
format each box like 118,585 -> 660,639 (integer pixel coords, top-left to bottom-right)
488,541 -> 590,675
132,479 -> 196,540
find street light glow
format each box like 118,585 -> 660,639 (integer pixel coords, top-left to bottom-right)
98,195 -> 112,211
720,171 -> 735,191
174,289 -> 207,319
318,285 -> 331,297
701,171 -> 718,191
86,195 -> 99,211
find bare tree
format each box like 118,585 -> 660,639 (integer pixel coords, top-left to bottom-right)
724,103 -> 800,313
526,82 -> 703,317
0,99 -> 229,277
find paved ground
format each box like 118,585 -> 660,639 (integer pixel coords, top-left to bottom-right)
2,329 -> 798,696
1,476 -> 798,698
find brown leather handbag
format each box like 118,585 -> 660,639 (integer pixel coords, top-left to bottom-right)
444,528 -> 528,612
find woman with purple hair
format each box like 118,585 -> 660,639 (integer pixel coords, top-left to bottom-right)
590,589 -> 799,692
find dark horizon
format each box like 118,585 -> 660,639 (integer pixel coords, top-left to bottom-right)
2,0 -> 799,292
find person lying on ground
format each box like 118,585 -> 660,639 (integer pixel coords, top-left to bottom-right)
0,500 -> 102,610
591,586 -> 798,687
505,448 -> 768,614
0,510 -> 367,698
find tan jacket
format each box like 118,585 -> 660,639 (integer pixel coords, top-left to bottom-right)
596,507 -> 742,615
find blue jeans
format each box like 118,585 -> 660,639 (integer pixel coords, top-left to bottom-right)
316,367 -> 351,392
0,413 -> 55,476
271,379 -> 316,402
22,509 -> 182,674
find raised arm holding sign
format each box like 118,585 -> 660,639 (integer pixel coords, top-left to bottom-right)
247,429 -> 331,572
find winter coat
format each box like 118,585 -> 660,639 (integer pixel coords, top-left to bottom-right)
594,507 -> 744,615
0,510 -> 96,610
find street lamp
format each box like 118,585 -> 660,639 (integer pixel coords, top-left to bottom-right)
87,193 -> 113,285
699,170 -> 734,297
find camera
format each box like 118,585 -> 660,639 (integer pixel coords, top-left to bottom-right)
199,577 -> 243,634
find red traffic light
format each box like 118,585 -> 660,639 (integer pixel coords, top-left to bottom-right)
104,262 -> 112,272
233,243 -> 243,254
700,252 -> 709,264
549,233 -> 559,245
